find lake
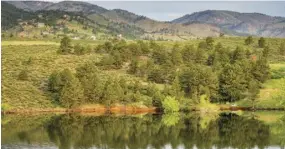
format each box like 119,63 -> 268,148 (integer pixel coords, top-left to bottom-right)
1,112 -> 285,149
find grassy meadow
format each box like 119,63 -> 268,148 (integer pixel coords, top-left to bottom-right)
1,37 -> 285,110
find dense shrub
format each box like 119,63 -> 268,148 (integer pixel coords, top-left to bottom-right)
162,96 -> 180,113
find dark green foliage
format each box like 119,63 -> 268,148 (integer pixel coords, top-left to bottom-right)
74,44 -> 87,55
1,2 -> 35,30
280,42 -> 285,56
181,44 -> 196,63
171,44 -> 183,65
111,51 -> 124,69
48,69 -> 84,108
252,57 -> 270,83
47,38 -> 273,108
258,37 -> 266,48
60,73 -> 84,108
18,70 -> 29,81
180,65 -> 218,101
96,55 -> 116,69
128,58 -> 139,74
48,71 -> 63,93
128,43 -> 142,57
219,64 -> 247,102
271,68 -> 285,79
205,37 -> 215,50
101,77 -> 124,106
58,36 -> 72,54
76,63 -> 103,103
198,41 -> 208,50
231,46 -> 247,63
137,40 -> 150,55
152,45 -> 169,65
247,80 -> 260,108
245,36 -> 254,45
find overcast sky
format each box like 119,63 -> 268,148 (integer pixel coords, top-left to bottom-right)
86,1 -> 285,21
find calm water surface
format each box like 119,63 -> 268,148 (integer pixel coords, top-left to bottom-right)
1,112 -> 285,149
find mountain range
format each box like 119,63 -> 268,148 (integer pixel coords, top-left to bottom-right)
2,1 -> 285,38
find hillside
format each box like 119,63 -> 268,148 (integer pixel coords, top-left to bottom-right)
5,1 -> 53,12
3,1 -> 285,38
0,1 -> 221,39
1,2 -> 36,30
172,10 -> 285,37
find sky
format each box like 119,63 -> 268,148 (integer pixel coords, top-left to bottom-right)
86,1 -> 285,21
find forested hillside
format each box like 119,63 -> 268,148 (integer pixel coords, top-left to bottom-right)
3,1 -> 285,39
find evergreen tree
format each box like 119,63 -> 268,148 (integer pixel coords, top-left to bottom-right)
128,42 -> 142,57
111,51 -> 123,69
101,77 -> 124,106
280,42 -> 285,56
152,46 -> 169,65
245,36 -> 253,45
60,73 -> 84,108
76,63 -> 103,103
219,64 -> 247,102
206,37 -> 214,50
128,58 -> 139,74
171,76 -> 184,100
48,71 -> 62,92
194,48 -> 208,64
171,44 -> 183,65
258,37 -> 266,48
252,57 -> 270,83
181,44 -> 196,64
180,65 -> 218,101
198,41 -> 208,50
247,79 -> 260,109
137,40 -> 150,55
231,46 -> 247,63
58,36 -> 72,54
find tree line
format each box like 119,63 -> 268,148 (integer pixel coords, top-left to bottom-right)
51,36 -> 283,110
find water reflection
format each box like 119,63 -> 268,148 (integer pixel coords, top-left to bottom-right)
2,112 -> 285,149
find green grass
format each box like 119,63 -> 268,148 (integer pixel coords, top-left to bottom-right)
2,44 -> 103,109
237,77 -> 285,108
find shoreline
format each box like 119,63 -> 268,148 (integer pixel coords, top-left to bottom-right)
2,106 -> 284,115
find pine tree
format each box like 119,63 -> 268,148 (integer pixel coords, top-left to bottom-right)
60,74 -> 84,108
247,79 -> 260,109
171,44 -> 183,65
181,44 -> 195,64
258,37 -> 266,48
280,42 -> 285,56
245,36 -> 253,45
252,57 -> 270,83
171,76 -> 184,100
101,77 -> 124,106
58,36 -> 72,54
128,58 -> 139,74
206,37 -> 214,50
219,64 -> 247,102
112,51 -> 123,69
231,46 -> 247,63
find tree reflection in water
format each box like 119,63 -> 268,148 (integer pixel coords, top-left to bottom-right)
2,112 -> 285,149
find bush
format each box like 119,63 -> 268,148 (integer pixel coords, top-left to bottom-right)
18,70 -> 29,81
162,113 -> 180,127
271,68 -> 285,79
162,96 -> 180,113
